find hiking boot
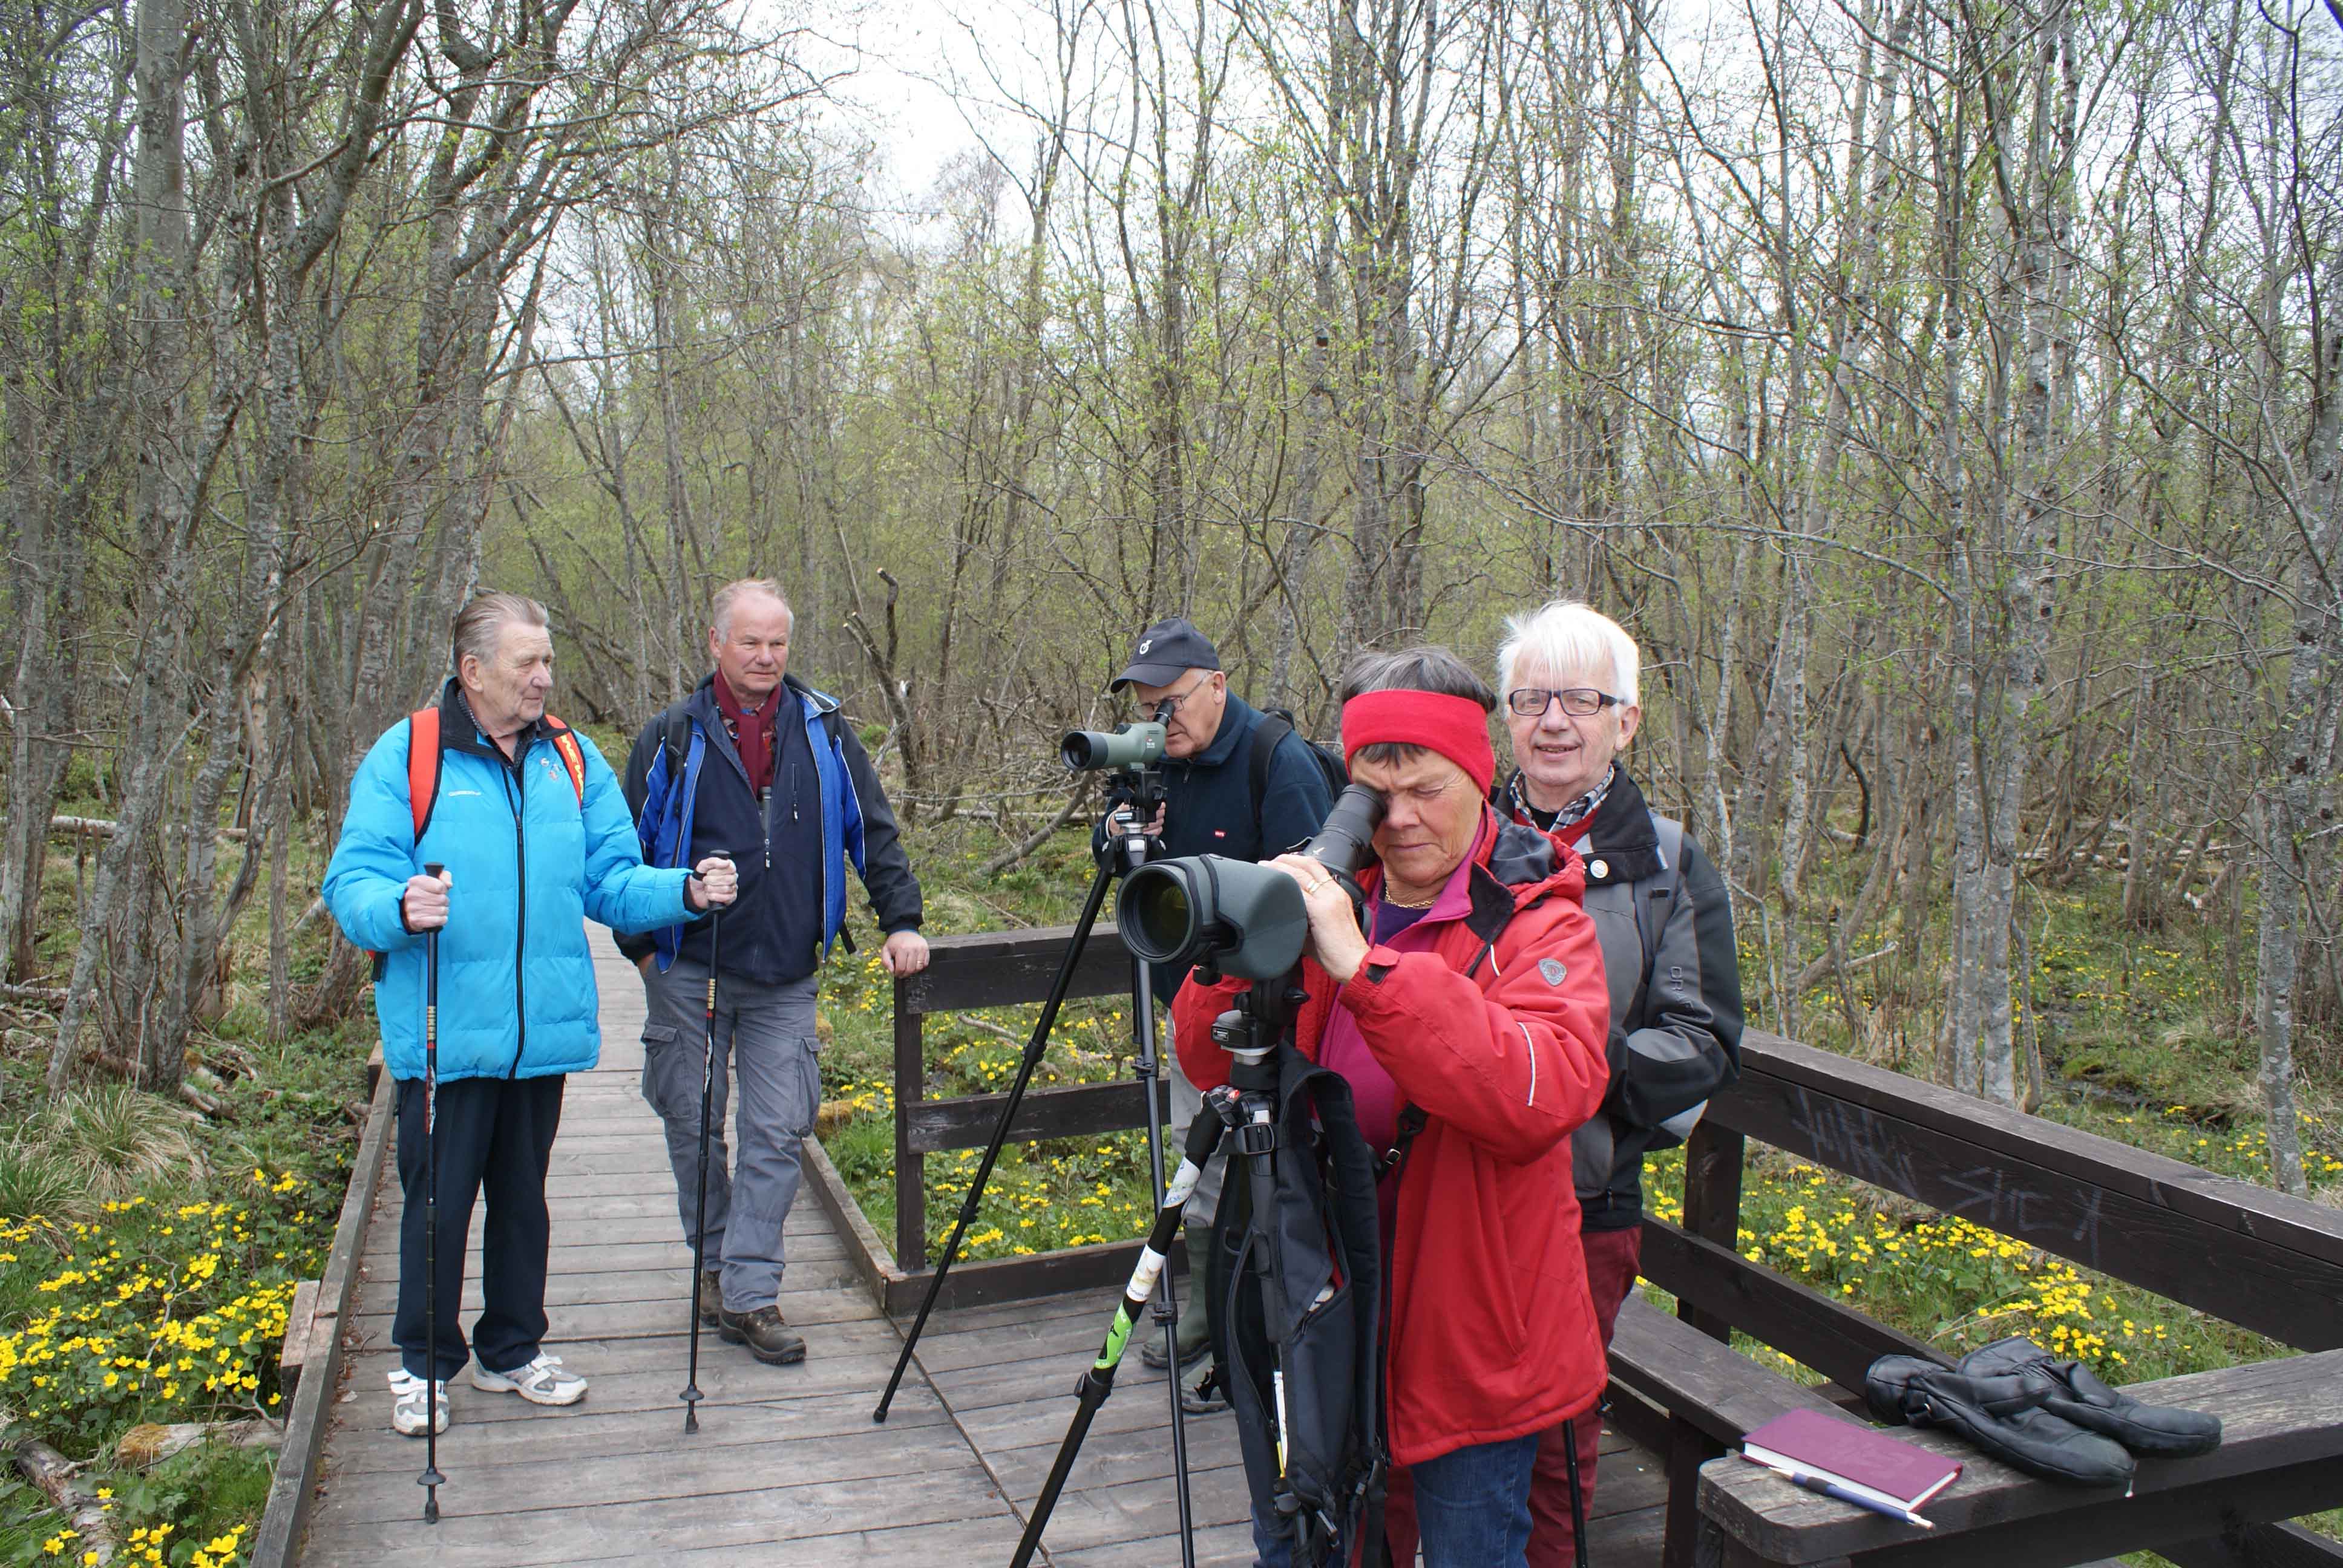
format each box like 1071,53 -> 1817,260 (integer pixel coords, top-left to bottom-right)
470,1351 -> 588,1406
1179,1357 -> 1229,1416
696,1269 -> 723,1328
388,1368 -> 448,1436
718,1304 -> 807,1365
1139,1308 -> 1210,1372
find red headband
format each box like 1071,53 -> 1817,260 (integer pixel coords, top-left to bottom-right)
1341,690 -> 1496,797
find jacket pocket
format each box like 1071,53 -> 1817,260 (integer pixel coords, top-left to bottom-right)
640,1024 -> 686,1120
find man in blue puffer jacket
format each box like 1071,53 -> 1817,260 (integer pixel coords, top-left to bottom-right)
326,592 -> 737,1439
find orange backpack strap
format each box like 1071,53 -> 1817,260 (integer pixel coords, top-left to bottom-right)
542,715 -> 588,808
407,707 -> 444,840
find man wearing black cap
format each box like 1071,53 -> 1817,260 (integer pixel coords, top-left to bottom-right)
1109,616 -> 1337,1395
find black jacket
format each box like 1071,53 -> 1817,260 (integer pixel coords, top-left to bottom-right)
1501,765 -> 1743,1229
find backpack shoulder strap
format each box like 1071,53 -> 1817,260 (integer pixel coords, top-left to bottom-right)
407,707 -> 444,840
1248,711 -> 1294,831
1636,814 -> 1685,961
540,714 -> 588,807
661,704 -> 694,777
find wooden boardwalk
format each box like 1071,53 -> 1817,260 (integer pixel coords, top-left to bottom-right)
300,931 -> 1669,1566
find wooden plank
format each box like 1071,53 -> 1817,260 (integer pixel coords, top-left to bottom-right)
903,1076 -> 1172,1154
2158,1523 -> 2343,1568
299,1463 -> 1020,1568
1636,1218 -> 1944,1391
278,1278 -> 322,1404
1677,1120 -> 1744,1345
880,1234 -> 1174,1316
1695,1348 -> 2343,1566
316,1417 -> 980,1524
802,1132 -> 900,1310
1722,1033 -> 2343,1348
898,923 -> 1132,1013
1741,1031 -> 2343,1272
1608,1296 -> 1844,1443
252,1067 -> 396,1568
894,996 -> 924,1270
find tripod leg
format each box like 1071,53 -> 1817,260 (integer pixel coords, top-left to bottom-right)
1564,1416 -> 1590,1568
874,856 -> 1119,1423
1129,958 -> 1199,1568
1011,1112 -> 1227,1568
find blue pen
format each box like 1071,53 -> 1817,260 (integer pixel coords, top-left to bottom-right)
1744,1457 -> 1936,1529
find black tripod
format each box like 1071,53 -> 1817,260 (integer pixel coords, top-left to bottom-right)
1015,973 -> 1354,1568
1205,977 -> 1324,1567
873,765 -> 1179,1426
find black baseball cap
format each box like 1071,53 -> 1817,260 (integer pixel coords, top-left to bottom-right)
1110,616 -> 1221,691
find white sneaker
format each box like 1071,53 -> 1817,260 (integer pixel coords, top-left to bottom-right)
470,1351 -> 587,1406
388,1369 -> 448,1436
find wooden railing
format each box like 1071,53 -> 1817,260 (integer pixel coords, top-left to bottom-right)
1640,1030 -> 2343,1567
801,927 -> 2343,1564
804,922 -> 1174,1314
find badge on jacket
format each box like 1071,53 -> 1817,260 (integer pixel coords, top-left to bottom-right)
1539,958 -> 1568,986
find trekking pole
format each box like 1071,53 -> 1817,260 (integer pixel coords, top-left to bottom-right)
418,863 -> 446,1524
683,858 -> 726,1436
875,850 -> 1119,1423
1011,1110 -> 1226,1568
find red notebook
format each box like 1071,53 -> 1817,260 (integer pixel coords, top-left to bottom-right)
1739,1408 -> 1963,1512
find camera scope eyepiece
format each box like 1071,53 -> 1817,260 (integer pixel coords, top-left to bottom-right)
1116,783 -> 1386,981
1061,720 -> 1167,773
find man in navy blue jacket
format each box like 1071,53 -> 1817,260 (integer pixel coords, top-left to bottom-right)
619,578 -> 925,1365
1107,617 -> 1335,1388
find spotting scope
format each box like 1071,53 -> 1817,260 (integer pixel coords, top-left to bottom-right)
1062,720 -> 1168,773
1116,783 -> 1386,981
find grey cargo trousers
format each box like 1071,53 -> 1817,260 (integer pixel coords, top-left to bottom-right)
638,957 -> 821,1313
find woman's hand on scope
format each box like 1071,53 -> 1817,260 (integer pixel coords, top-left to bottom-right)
1267,854 -> 1371,985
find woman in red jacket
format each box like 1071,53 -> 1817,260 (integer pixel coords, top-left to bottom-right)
1173,647 -> 1613,1568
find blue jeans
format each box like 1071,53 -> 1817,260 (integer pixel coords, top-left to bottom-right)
1250,1432 -> 1539,1568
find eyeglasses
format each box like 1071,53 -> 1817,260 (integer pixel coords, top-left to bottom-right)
1155,674 -> 1220,716
1507,687 -> 1624,718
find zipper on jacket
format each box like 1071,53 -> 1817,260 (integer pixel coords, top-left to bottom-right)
813,713 -> 831,967
506,754 -> 529,1078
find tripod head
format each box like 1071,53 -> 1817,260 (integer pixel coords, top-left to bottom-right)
1208,972 -> 1308,1094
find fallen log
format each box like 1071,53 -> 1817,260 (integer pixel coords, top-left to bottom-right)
12,1436 -> 116,1563
114,1418 -> 283,1469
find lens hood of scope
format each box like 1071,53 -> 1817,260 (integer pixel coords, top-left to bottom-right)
1118,855 -> 1309,982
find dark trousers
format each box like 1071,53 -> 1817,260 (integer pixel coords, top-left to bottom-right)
393,1074 -> 565,1382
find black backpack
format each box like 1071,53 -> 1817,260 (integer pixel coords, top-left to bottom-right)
1248,710 -> 1349,835
1206,1045 -> 1388,1567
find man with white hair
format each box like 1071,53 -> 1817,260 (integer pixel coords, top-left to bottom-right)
620,578 -> 927,1367
1493,599 -> 1744,1568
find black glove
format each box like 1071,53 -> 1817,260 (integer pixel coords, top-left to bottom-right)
1958,1336 -> 2221,1458
1866,1355 -> 2136,1488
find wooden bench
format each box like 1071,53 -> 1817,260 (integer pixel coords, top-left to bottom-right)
1609,1293 -> 2343,1567
1694,1342 -> 2343,1567
1617,1029 -> 2343,1568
